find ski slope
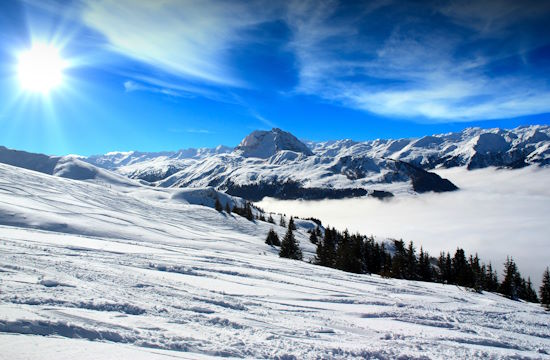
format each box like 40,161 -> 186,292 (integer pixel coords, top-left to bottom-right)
0,163 -> 549,359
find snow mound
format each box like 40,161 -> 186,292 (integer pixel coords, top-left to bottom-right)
170,187 -> 242,209
0,146 -> 59,174
53,157 -> 141,188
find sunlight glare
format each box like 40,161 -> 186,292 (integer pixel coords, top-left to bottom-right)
17,44 -> 66,93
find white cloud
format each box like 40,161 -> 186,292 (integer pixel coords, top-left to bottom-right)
284,0 -> 550,121
80,0 -> 550,121
257,166 -> 550,287
82,0 -> 276,87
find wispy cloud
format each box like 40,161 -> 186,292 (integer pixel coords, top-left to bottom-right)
250,112 -> 277,129
80,0 -> 550,122
284,0 -> 550,121
124,80 -> 195,99
82,0 -> 276,87
168,128 -> 214,134
183,129 -> 213,134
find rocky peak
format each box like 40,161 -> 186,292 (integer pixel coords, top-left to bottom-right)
235,128 -> 313,158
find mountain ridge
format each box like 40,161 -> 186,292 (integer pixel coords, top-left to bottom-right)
3,125 -> 549,201
80,126 -> 549,200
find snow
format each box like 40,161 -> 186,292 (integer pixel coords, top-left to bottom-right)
1,163 -> 549,358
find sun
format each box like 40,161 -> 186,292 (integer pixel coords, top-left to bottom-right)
17,44 -> 66,94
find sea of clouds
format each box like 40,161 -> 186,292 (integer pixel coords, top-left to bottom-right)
257,166 -> 550,287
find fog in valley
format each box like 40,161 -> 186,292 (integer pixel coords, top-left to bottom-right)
258,166 -> 550,286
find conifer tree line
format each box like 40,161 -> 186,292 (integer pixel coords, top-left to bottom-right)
227,202 -> 548,309
228,201 -> 254,221
311,226 -> 543,304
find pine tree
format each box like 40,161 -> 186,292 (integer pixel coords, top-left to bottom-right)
279,216 -> 286,228
350,233 -> 365,274
245,202 -> 254,221
418,247 -> 433,282
445,253 -> 453,283
279,222 -> 302,260
391,240 -> 407,279
524,277 -> 539,303
309,231 -> 318,244
406,241 -> 417,280
437,252 -> 449,283
214,198 -> 223,212
267,214 -> 275,224
315,227 -> 336,267
335,230 -> 350,271
371,241 -> 383,274
363,236 -> 381,274
381,246 -> 393,278
265,228 -> 281,246
540,267 -> 550,310
289,216 -> 296,230
469,254 -> 482,292
484,263 -> 499,292
225,202 -> 231,213
452,248 -> 470,287
500,257 -> 518,299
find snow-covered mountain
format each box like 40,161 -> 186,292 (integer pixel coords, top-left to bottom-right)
1,161 -> 549,359
79,125 -> 550,201
235,128 -> 313,158
308,125 -> 550,169
3,126 -> 549,201
86,145 -> 233,170
83,128 -> 460,200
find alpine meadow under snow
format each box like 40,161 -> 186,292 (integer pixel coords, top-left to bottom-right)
1,125 -> 550,358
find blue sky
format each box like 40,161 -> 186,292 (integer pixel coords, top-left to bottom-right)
1,0 -> 550,155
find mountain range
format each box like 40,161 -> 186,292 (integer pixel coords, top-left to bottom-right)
85,125 -> 549,200
1,125 -> 549,201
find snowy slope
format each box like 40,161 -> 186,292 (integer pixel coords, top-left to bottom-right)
0,163 -> 549,359
0,146 -> 143,188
